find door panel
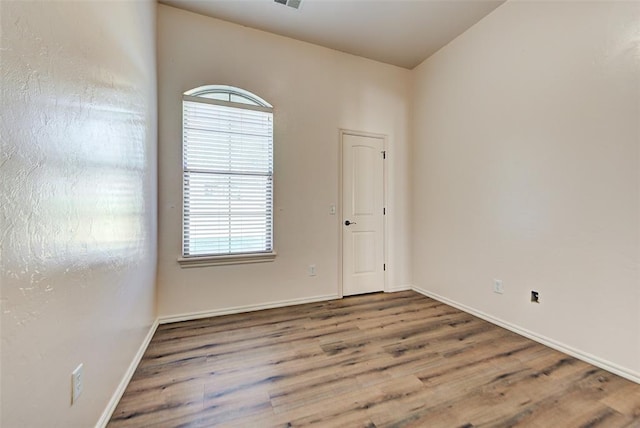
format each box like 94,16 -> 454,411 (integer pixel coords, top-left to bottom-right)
353,146 -> 375,215
353,231 -> 376,273
342,133 -> 384,296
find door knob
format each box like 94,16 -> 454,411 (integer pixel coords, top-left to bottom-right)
344,220 -> 356,226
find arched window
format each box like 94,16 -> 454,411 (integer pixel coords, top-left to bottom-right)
181,85 -> 274,262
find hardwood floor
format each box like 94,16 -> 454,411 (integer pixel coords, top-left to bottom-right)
108,291 -> 640,427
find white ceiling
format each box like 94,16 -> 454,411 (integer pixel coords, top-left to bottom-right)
160,0 -> 506,69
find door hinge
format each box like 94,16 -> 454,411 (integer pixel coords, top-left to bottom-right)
382,151 -> 386,159
383,207 -> 386,215
383,263 -> 386,271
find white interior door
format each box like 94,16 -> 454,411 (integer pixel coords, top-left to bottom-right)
342,132 -> 385,296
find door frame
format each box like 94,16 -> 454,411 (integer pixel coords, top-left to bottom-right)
338,129 -> 388,298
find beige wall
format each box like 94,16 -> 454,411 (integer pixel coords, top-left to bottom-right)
0,1 -> 157,426
412,0 -> 640,377
157,5 -> 412,317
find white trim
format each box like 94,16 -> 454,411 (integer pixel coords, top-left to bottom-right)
411,285 -> 640,385
158,294 -> 340,324
95,319 -> 160,428
382,139 -> 389,294
386,284 -> 412,292
183,94 -> 273,113
184,85 -> 272,108
337,129 -> 344,299
178,252 -> 277,268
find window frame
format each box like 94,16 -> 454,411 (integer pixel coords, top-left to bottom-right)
178,85 -> 276,267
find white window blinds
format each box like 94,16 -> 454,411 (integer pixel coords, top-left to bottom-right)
182,96 -> 273,257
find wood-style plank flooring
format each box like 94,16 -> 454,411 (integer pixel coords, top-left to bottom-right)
108,291 -> 640,427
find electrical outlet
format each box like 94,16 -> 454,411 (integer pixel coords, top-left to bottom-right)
71,363 -> 83,405
494,279 -> 504,294
308,265 -> 316,276
531,290 -> 540,303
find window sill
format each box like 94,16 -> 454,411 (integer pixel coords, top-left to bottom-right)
178,252 -> 277,268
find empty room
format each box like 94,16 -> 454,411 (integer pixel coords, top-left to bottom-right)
1,0 -> 639,426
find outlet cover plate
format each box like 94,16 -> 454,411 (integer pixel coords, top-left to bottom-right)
71,363 -> 83,404
494,279 -> 504,294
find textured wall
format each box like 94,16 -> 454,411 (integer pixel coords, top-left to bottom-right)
412,0 -> 640,378
0,1 -> 157,426
157,5 -> 412,318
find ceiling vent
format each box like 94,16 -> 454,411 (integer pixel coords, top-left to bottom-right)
274,0 -> 302,10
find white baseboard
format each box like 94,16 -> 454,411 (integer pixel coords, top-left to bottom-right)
158,294 -> 340,324
411,285 -> 640,385
95,318 -> 160,428
386,284 -> 412,292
